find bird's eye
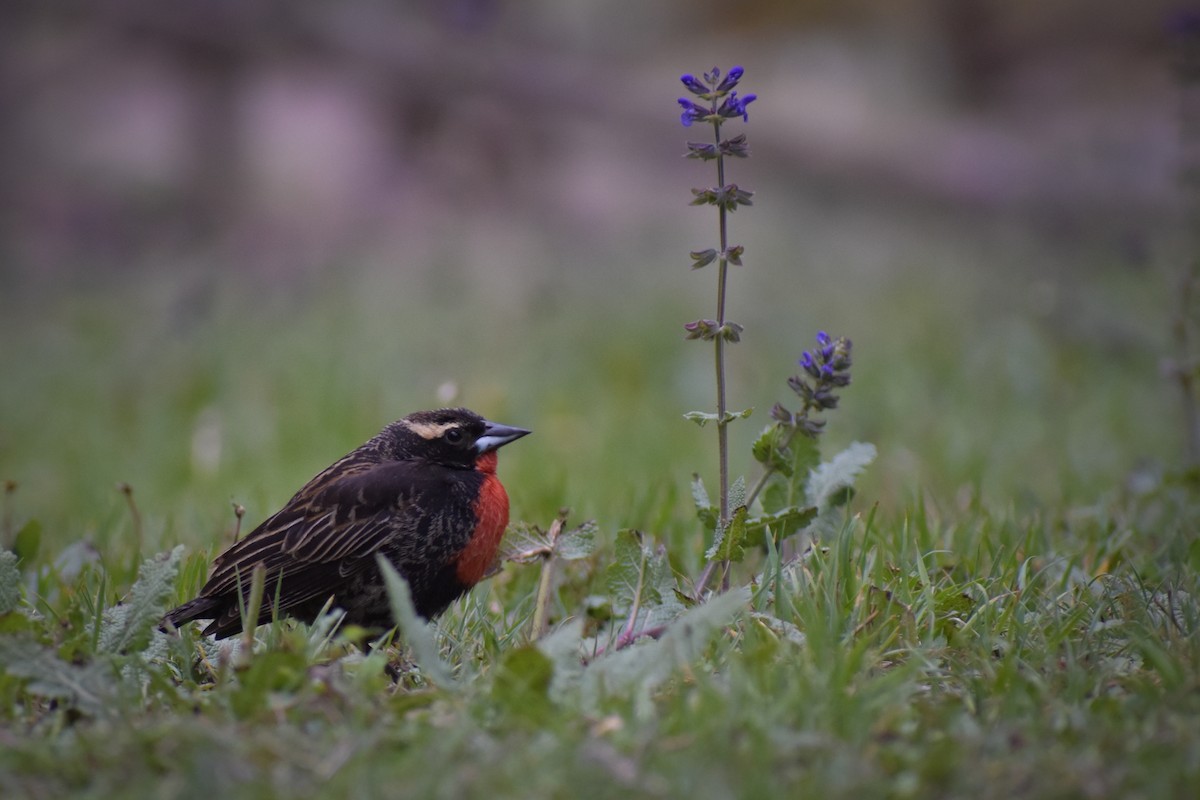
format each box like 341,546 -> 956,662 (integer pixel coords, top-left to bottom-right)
443,427 -> 464,445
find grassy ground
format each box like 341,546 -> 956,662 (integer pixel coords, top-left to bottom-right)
1,240 -> 1197,798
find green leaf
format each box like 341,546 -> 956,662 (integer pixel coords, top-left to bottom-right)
376,554 -> 458,689
493,645 -> 556,724
729,475 -> 746,510
761,434 -> 821,514
744,505 -> 819,542
556,520 -> 598,561
605,530 -> 659,616
690,473 -> 711,510
13,520 -> 41,564
0,637 -> 116,717
807,442 -> 877,509
706,506 -> 750,563
536,618 -> 586,700
581,587 -> 749,718
502,519 -> 596,563
684,408 -> 753,427
500,521 -> 551,562
0,550 -> 20,615
752,423 -> 803,471
98,546 -> 183,655
691,474 -> 718,529
229,649 -> 311,719
802,442 -> 878,544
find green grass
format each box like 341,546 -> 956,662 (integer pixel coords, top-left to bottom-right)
1,255 -> 1197,799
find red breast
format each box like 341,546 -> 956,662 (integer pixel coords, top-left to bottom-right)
453,451 -> 510,585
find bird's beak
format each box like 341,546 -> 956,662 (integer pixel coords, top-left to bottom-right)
474,420 -> 532,453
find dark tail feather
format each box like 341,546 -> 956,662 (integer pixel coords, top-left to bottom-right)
160,596 -> 223,633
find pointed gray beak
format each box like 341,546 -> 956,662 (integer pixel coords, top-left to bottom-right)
474,419 -> 532,453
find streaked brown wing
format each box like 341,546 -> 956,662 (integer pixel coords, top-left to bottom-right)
197,461 -> 445,607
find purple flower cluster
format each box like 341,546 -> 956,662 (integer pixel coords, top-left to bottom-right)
773,332 -> 853,437
677,66 -> 757,128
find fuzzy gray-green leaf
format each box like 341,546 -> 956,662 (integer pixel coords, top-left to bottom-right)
684,411 -> 721,427
606,530 -> 659,616
556,520 -> 598,560
705,506 -> 750,563
0,550 -> 20,615
582,587 -> 749,716
0,637 -> 116,716
807,442 -> 877,509
745,505 -> 819,542
98,546 -> 183,655
691,474 -> 718,529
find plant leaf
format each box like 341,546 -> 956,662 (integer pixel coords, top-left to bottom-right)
500,521 -> 553,563
807,442 -> 877,509
98,546 -> 183,655
13,520 -> 41,564
0,550 -> 20,615
761,435 -> 821,514
745,505 -> 819,540
536,618 -> 586,700
705,506 -> 750,563
802,442 -> 878,544
691,474 -> 718,529
605,530 -> 659,616
0,637 -> 116,716
729,475 -> 746,510
493,645 -> 556,724
556,520 -> 598,561
582,587 -> 749,718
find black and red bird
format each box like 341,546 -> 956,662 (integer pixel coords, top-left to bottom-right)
163,408 -> 530,639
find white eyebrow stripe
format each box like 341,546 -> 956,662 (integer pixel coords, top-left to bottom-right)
404,420 -> 458,440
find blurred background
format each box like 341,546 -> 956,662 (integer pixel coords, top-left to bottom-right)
0,0 -> 1193,550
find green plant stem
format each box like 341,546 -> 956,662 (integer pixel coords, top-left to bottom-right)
713,121 -> 732,592
529,516 -> 566,642
1175,269 -> 1200,466
530,555 -> 555,640
1178,62 -> 1200,467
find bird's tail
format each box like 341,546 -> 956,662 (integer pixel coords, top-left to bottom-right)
160,596 -> 222,633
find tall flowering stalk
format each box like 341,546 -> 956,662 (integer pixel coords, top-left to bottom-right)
679,67 -> 756,590
1170,13 -> 1200,466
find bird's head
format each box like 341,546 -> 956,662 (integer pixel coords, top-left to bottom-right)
387,407 -> 530,470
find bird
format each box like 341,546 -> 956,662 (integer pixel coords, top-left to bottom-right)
162,407 -> 530,639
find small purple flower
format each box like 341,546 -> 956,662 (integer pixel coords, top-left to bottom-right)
717,92 -> 757,122
715,66 -> 744,93
680,74 -> 708,97
678,98 -> 708,127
